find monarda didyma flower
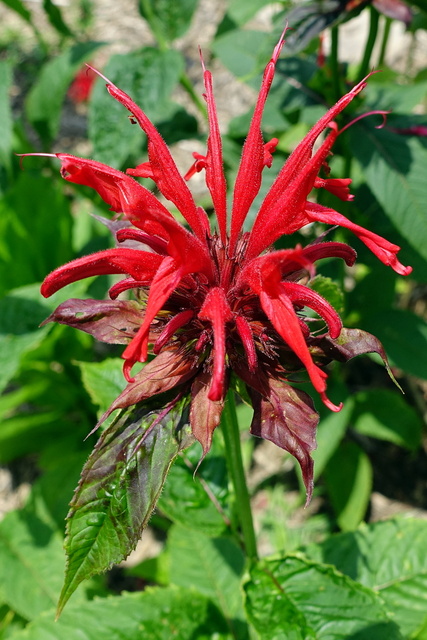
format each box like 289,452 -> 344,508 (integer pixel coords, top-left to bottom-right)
26,32 -> 411,501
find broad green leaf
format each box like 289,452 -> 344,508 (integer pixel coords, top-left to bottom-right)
305,518 -> 427,637
0,61 -> 13,169
212,29 -> 272,79
352,388 -> 422,449
89,48 -> 184,167
158,452 -> 229,536
324,441 -> 373,531
76,358 -> 126,416
138,0 -> 198,42
168,525 -> 246,634
25,41 -> 102,143
58,398 -> 193,614
227,0 -> 268,25
365,80 -> 427,113
42,0 -> 73,36
10,587 -> 230,640
362,309 -> 427,379
245,554 -> 403,639
0,173 -> 73,294
350,125 -> 427,262
0,509 -> 66,620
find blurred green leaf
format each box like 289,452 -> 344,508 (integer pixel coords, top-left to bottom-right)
0,61 -> 13,170
138,0 -> 199,42
42,0 -> 73,37
25,41 -> 102,143
212,29 -> 271,78
58,398 -> 193,614
11,587 -> 230,639
245,554 -> 403,639
324,441 -> 373,531
305,518 -> 427,638
312,397 -> 354,480
0,509 -> 66,620
362,309 -> 427,379
352,388 -> 422,449
168,525 -> 247,635
1,0 -> 32,24
227,0 -> 267,25
76,358 -> 126,416
89,48 -> 184,167
351,125 -> 427,263
365,80 -> 427,113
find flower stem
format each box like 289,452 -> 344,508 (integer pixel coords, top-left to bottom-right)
221,389 -> 258,561
180,73 -> 208,119
329,25 -> 342,102
357,5 -> 380,82
378,16 -> 392,67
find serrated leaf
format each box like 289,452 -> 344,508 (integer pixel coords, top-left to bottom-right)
58,397 -> 193,614
305,518 -> 427,637
25,41 -> 102,143
88,48 -> 184,167
168,525 -> 247,635
324,441 -> 373,531
138,0 -> 198,42
309,275 -> 344,314
245,554 -> 403,639
352,388 -> 422,449
0,61 -> 13,169
350,124 -> 427,262
76,358 -> 127,416
10,587 -> 230,640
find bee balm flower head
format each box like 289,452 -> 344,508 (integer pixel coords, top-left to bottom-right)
27,30 -> 411,502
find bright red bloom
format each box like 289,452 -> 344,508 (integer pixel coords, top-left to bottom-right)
32,32 -> 411,501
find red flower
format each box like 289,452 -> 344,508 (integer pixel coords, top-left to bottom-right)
30,32 -> 411,501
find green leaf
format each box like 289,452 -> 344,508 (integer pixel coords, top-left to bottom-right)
0,61 -> 13,169
365,80 -> 427,113
352,388 -> 422,449
25,41 -> 102,143
305,518 -> 427,637
58,398 -> 193,614
324,441 -> 373,531
10,587 -> 230,640
89,47 -> 184,167
138,0 -> 198,42
309,275 -> 344,314
168,525 -> 246,634
362,309 -> 427,379
76,358 -> 126,416
0,509 -> 66,620
312,398 -> 354,481
227,0 -> 268,25
0,0 -> 32,24
0,173 -> 74,294
245,554 -> 403,639
42,0 -> 73,37
350,124 -> 427,262
158,451 -> 229,536
211,29 -> 272,79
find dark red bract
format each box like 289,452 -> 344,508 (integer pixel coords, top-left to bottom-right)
31,32 -> 411,501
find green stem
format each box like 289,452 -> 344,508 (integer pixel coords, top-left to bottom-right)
378,16 -> 392,67
357,6 -> 380,81
180,73 -> 208,119
329,25 -> 342,102
221,389 -> 258,561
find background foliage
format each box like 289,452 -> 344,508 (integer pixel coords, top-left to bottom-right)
0,0 -> 426,638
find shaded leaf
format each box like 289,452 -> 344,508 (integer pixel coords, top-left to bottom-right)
168,525 -> 247,636
245,554 -> 403,639
76,358 -> 127,416
58,397 -> 193,614
42,0 -> 73,37
11,587 -> 230,640
312,397 -> 354,480
324,441 -> 373,531
305,518 -> 427,637
1,0 -> 32,24
0,60 -> 13,169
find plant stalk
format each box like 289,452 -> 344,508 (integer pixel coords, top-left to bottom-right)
357,6 -> 380,81
221,389 -> 258,561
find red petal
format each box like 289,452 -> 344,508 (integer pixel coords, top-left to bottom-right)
201,60 -> 227,243
314,177 -> 354,201
198,287 -> 233,401
235,314 -> 257,373
306,202 -> 412,275
153,309 -> 194,354
229,29 -> 287,253
281,281 -> 342,339
102,80 -> 210,241
41,248 -> 162,297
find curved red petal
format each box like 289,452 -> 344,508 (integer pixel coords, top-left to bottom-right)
281,281 -> 342,339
